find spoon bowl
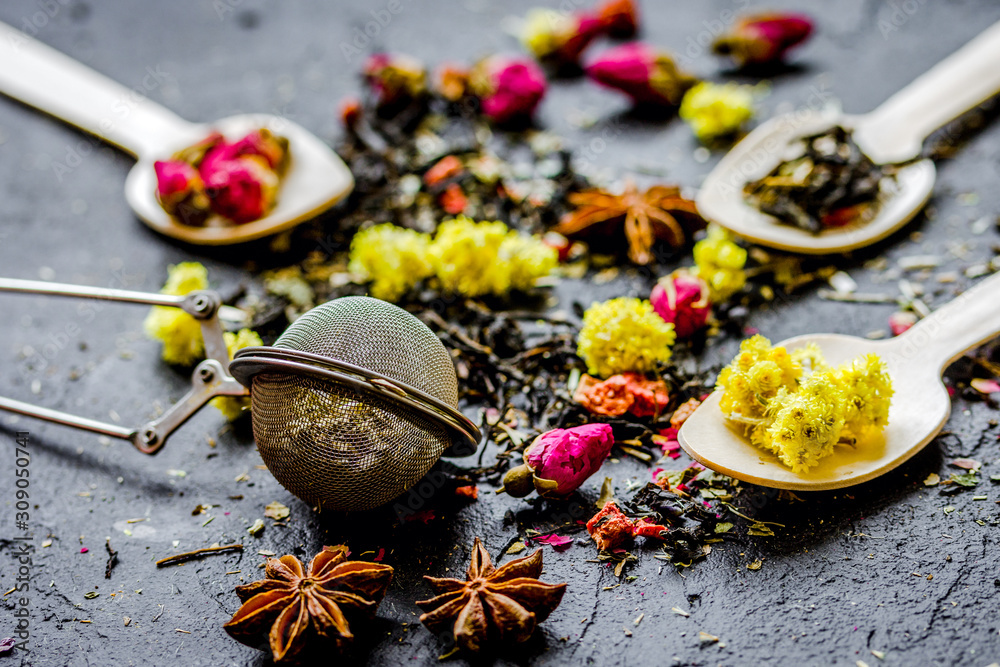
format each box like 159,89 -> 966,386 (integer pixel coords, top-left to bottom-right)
0,23 -> 353,245
679,272 -> 1000,490
700,20 -> 1000,255
125,114 -> 353,245
697,109 -> 937,255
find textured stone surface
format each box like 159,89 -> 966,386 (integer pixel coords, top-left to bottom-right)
1,1 -> 999,666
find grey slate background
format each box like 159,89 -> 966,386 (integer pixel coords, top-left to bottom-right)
1,0 -> 999,665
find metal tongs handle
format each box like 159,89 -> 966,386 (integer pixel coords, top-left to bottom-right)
0,278 -> 247,454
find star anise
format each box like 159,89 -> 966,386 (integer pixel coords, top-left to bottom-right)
554,181 -> 704,265
224,545 -> 393,662
416,538 -> 566,653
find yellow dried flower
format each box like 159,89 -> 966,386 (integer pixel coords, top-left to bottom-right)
520,8 -> 576,60
348,223 -> 434,301
210,328 -> 262,421
717,335 -> 893,473
429,216 -> 557,298
679,81 -> 755,143
143,262 -> 209,366
691,225 -> 747,301
577,297 -> 676,378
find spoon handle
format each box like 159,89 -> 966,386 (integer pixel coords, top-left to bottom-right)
891,272 -> 1000,374
853,20 -> 1000,165
0,21 -> 192,158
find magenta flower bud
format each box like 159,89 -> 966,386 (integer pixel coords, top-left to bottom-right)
650,270 -> 711,339
201,157 -> 278,224
712,13 -> 814,67
154,159 -> 211,226
226,129 -> 290,173
499,423 -> 614,499
362,52 -> 428,107
470,56 -> 547,125
585,42 -> 696,107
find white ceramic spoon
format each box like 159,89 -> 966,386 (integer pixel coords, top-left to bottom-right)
678,271 -> 1000,490
698,20 -> 1000,255
0,22 -> 353,245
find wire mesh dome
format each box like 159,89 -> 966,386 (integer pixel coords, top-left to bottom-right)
229,296 -> 479,512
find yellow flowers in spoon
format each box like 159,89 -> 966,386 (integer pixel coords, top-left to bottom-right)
716,335 -> 893,472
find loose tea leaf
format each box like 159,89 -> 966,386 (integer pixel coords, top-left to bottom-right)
744,126 -> 891,233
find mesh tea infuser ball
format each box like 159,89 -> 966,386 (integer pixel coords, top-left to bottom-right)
229,296 -> 481,512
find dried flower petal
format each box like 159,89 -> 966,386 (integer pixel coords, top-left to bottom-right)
521,8 -> 604,66
363,52 -> 428,107
586,501 -> 667,551
154,160 -> 211,226
679,81 -> 756,142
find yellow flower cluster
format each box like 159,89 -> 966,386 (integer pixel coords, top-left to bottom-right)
679,81 -> 755,143
348,217 -> 558,301
691,225 -> 747,301
577,297 -> 676,378
717,335 -> 894,473
210,328 -> 263,421
143,262 -> 209,366
348,224 -> 433,301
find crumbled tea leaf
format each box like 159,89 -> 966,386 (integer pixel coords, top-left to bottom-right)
949,472 -> 979,488
714,522 -> 734,534
247,519 -> 265,537
699,631 -> 719,644
747,522 -> 775,537
264,501 -> 290,520
923,473 -> 940,487
671,606 -> 690,617
943,506 -> 956,515
506,541 -> 526,555
596,477 -> 617,509
744,126 -> 891,234
84,591 -> 99,599
746,559 -> 762,570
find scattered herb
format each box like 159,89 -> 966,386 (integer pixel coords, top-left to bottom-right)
156,544 -> 244,567
416,538 -> 566,653
105,539 -> 118,580
224,546 -> 393,662
264,501 -> 290,520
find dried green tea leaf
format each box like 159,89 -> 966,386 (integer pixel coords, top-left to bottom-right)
596,477 -> 616,509
943,506 -> 956,514
84,592 -> 99,599
506,541 -> 526,555
714,522 -> 734,534
747,522 -> 775,537
949,472 -> 979,488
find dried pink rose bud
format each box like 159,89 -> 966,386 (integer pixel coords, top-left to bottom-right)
650,270 -> 712,339
499,423 -> 614,499
470,56 -> 547,125
585,42 -> 696,107
521,9 -> 605,66
226,129 -> 289,174
201,157 -> 278,224
154,160 -> 211,226
712,13 -> 814,68
362,52 -> 428,107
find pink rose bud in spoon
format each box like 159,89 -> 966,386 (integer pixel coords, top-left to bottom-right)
712,13 -> 814,68
650,270 -> 712,339
201,157 -> 279,225
153,160 -> 211,227
470,56 -> 547,125
585,42 -> 697,107
499,423 -> 614,499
